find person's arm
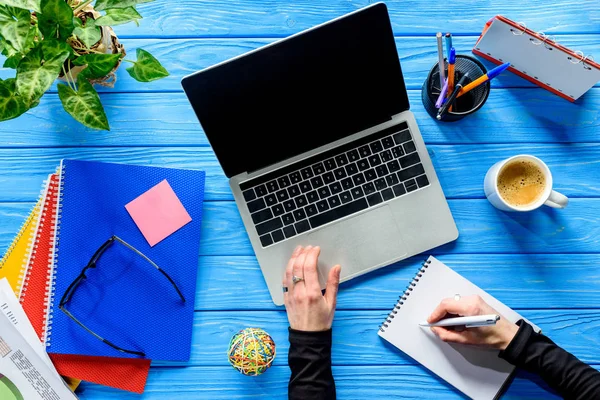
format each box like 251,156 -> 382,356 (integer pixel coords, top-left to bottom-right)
283,246 -> 341,400
499,320 -> 600,400
288,328 -> 335,400
428,295 -> 600,399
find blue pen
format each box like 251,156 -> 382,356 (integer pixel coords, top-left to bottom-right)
457,62 -> 511,98
445,33 -> 452,60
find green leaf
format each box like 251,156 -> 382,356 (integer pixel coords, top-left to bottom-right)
95,6 -> 141,26
0,37 -> 18,57
38,0 -> 74,40
58,77 -> 109,130
72,52 -> 121,78
1,24 -> 39,68
0,5 -> 31,52
0,78 -> 30,122
73,17 -> 100,48
15,39 -> 70,105
0,0 -> 41,13
125,48 -> 168,82
94,0 -> 152,11
3,52 -> 22,67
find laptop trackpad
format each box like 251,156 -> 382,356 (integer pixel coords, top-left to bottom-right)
307,205 -> 408,286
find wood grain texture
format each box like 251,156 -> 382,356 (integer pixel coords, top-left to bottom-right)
4,36 -> 599,92
92,0 -> 600,37
1,199 -> 599,257
0,2 -> 598,398
76,365 -> 595,399
156,309 -> 600,367
0,143 -> 599,202
1,89 -> 598,148
194,254 -> 600,310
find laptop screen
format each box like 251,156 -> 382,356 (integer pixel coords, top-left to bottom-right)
182,3 -> 409,178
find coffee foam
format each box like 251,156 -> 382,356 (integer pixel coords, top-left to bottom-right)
497,160 -> 546,207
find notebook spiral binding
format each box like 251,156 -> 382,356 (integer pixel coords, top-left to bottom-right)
19,179 -> 54,302
508,22 -> 595,70
0,197 -> 41,294
19,179 -> 56,310
379,258 -> 431,333
44,167 -> 65,346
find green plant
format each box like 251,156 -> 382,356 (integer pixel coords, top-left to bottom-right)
0,0 -> 169,130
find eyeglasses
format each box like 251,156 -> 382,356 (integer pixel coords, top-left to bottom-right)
59,235 -> 185,357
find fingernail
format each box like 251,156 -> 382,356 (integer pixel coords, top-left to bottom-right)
294,245 -> 302,253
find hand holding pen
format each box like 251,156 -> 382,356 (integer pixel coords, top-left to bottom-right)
426,295 -> 519,350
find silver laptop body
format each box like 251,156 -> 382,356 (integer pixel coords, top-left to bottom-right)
182,3 -> 458,305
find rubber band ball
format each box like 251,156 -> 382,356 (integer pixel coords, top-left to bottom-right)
227,327 -> 276,376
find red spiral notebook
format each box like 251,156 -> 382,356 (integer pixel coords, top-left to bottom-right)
20,173 -> 151,393
473,15 -> 600,101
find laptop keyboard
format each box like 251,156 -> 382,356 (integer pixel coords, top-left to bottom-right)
239,122 -> 430,248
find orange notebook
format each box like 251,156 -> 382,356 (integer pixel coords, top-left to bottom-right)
20,174 -> 151,394
473,15 -> 600,101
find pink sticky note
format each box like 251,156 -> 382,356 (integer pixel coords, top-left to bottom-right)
125,179 -> 192,247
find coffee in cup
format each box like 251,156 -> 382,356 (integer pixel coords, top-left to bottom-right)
497,159 -> 546,208
484,155 -> 568,212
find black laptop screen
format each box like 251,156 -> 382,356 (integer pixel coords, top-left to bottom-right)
182,4 -> 409,178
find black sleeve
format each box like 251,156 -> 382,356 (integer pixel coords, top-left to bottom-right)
288,328 -> 336,400
499,320 -> 600,399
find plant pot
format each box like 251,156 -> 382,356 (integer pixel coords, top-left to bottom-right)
58,1 -> 125,87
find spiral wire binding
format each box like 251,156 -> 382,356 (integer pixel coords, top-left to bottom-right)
18,180 -> 52,300
379,259 -> 431,333
506,22 -> 594,71
0,200 -> 39,269
19,178 -> 58,306
0,197 -> 42,296
44,166 -> 64,346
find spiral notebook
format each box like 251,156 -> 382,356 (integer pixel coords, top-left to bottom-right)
473,15 -> 600,101
378,256 -> 539,400
45,160 -> 205,361
0,199 -> 41,296
19,172 -> 151,393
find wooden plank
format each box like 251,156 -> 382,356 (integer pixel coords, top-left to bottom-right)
4,36 -> 598,92
0,143 -> 598,202
194,198 -> 600,256
172,309 -> 600,367
76,364 -> 575,399
1,89 -> 598,148
89,0 -> 600,38
1,199 -> 599,256
195,254 -> 600,310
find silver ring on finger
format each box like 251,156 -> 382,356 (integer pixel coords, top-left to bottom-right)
292,275 -> 304,284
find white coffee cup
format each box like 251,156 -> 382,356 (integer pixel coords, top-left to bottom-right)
484,155 -> 568,212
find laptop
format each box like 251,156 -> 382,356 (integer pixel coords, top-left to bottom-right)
181,3 -> 458,305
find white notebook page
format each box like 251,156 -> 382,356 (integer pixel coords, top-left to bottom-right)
475,18 -> 600,100
378,256 -> 538,400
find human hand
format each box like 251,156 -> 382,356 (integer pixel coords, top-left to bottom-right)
427,295 -> 519,351
283,246 -> 341,332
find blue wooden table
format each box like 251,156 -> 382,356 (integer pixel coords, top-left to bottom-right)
2,1 -> 600,398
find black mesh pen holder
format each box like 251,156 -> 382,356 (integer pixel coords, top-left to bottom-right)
421,54 -> 491,122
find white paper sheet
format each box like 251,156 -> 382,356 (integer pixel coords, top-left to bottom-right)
0,278 -> 76,399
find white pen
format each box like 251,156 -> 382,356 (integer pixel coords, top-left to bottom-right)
436,32 -> 446,89
419,314 -> 500,328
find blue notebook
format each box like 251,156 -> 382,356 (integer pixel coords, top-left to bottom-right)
45,160 -> 205,361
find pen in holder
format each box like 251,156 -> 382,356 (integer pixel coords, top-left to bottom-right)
421,55 -> 491,122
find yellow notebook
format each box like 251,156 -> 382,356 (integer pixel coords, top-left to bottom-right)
0,200 -> 42,296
